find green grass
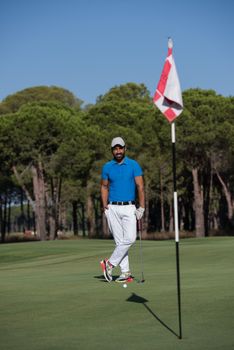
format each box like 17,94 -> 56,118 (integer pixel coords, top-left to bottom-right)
0,237 -> 234,350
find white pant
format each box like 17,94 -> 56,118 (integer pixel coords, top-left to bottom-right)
105,204 -> 136,273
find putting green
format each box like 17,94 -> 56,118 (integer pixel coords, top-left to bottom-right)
0,237 -> 234,349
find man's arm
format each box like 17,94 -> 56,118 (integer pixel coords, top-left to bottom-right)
101,179 -> 109,210
135,176 -> 145,208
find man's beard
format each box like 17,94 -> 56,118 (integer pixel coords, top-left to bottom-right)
114,151 -> 125,162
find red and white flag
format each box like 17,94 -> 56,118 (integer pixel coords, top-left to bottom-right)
153,38 -> 183,122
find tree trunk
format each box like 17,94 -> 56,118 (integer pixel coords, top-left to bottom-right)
215,169 -> 233,221
192,168 -> 205,237
59,203 -> 67,232
94,198 -> 100,237
180,204 -> 185,231
72,201 -> 78,236
7,196 -> 11,234
47,177 -> 62,240
1,195 -> 7,243
45,179 -> 54,240
54,178 -> 62,238
20,188 -> 25,232
12,165 -> 35,211
12,165 -> 36,232
27,200 -> 31,230
81,203 -> 86,237
203,168 -> 210,237
208,167 -> 219,232
213,206 -> 219,230
0,199 -> 2,242
87,195 -> 95,238
31,163 -> 47,240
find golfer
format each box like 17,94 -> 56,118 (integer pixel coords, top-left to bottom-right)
100,137 -> 145,283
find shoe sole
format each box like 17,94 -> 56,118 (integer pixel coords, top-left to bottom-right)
115,277 -> 134,283
100,260 -> 112,282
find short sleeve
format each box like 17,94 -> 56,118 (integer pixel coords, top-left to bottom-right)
101,164 -> 109,180
133,160 -> 143,177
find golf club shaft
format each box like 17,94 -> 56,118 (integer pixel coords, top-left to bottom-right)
137,219 -> 145,281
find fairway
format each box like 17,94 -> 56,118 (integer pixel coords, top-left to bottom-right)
0,237 -> 234,350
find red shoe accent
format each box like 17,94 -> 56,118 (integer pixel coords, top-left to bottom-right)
126,277 -> 134,283
100,259 -> 112,282
100,260 -> 105,272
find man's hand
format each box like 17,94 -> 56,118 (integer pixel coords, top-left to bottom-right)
135,207 -> 145,220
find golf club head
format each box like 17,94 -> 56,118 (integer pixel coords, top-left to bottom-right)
137,279 -> 145,284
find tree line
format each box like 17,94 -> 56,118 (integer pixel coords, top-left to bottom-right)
0,84 -> 234,242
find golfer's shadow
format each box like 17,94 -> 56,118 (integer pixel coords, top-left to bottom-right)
94,275 -> 108,282
94,275 -> 120,282
126,293 -> 179,338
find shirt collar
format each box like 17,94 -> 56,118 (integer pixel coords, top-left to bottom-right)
111,156 -> 129,165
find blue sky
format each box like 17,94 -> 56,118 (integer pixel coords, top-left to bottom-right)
1,0 -> 233,105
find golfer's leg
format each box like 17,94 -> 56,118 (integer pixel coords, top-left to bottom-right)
119,206 -> 137,272
109,205 -> 136,269
118,252 -> 129,273
105,206 -> 124,266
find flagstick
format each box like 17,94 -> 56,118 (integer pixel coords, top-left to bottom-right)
171,122 -> 182,339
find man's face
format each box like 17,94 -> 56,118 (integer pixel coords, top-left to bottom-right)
112,145 -> 125,162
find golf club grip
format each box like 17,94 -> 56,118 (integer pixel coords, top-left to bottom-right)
137,218 -> 142,231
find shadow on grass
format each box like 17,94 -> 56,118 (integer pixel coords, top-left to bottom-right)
127,293 -> 179,338
94,275 -> 126,282
94,275 -> 108,282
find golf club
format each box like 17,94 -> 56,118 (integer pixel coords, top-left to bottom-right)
137,218 -> 145,283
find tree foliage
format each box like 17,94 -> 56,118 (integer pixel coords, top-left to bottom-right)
0,84 -> 234,241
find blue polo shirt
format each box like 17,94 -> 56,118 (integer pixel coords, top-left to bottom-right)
101,157 -> 143,202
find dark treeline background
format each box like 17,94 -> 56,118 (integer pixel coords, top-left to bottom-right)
0,83 -> 234,242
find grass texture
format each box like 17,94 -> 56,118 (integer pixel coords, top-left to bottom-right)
0,237 -> 234,350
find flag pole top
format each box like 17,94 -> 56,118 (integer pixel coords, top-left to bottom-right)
168,37 -> 173,49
